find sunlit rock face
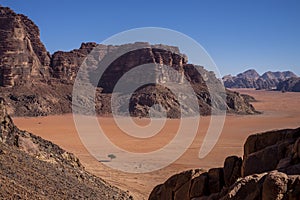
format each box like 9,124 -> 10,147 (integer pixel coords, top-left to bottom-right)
0,5 -> 258,117
0,6 -> 50,87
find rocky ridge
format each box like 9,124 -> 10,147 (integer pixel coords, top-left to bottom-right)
0,5 -> 258,117
0,97 -> 133,199
223,69 -> 297,90
277,77 -> 300,92
149,127 -> 300,200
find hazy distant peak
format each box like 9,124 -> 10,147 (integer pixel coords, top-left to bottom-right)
223,69 -> 298,90
237,69 -> 260,80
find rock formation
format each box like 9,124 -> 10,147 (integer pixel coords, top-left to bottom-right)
277,77 -> 300,92
50,42 -> 97,81
92,45 -> 258,117
149,127 -> 300,200
0,97 -> 133,199
223,69 -> 297,90
0,6 -> 50,87
0,5 -> 258,117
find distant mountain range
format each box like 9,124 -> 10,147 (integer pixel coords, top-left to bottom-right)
222,69 -> 298,90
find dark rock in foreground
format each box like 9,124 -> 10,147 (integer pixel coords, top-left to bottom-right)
0,98 -> 133,199
149,127 -> 300,200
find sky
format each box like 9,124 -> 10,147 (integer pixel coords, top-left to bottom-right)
1,0 -> 300,76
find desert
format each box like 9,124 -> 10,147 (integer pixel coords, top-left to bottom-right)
1,2 -> 300,200
12,89 -> 300,199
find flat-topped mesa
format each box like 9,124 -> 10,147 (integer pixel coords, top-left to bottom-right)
50,42 -> 187,83
96,45 -> 188,93
0,6 -> 50,87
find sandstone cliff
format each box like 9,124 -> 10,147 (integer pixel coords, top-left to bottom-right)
92,44 -> 258,117
0,6 -> 50,87
149,127 -> 300,200
0,5 -> 259,117
0,97 -> 133,199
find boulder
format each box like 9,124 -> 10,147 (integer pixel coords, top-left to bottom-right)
262,171 -> 288,200
208,168 -> 224,194
221,173 -> 267,200
223,156 -> 242,187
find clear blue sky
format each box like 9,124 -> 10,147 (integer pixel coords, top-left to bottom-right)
1,0 -> 299,76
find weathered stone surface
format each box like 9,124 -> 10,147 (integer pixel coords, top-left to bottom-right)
226,90 -> 258,115
208,168 -> 224,194
50,42 -> 97,81
262,171 -> 288,200
0,6 -> 50,87
223,156 -> 242,187
190,172 -> 209,198
149,169 -> 202,200
287,175 -> 300,200
129,84 -> 181,118
221,173 -> 267,200
243,128 -> 300,177
149,127 -> 300,200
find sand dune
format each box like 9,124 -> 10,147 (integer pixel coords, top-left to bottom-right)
13,89 -> 300,199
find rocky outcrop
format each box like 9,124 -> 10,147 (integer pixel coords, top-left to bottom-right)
92,45 -> 258,117
50,42 -> 97,81
149,127 -> 300,200
242,127 -> 300,177
0,80 -> 73,116
0,6 -> 50,87
277,77 -> 300,92
223,69 -> 297,90
0,97 -> 133,199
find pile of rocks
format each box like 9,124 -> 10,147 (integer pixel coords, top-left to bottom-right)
149,127 -> 300,200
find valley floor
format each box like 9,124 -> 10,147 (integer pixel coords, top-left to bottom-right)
13,89 -> 300,199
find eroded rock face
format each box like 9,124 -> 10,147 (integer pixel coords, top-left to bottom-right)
0,5 -> 259,117
149,127 -> 300,200
0,6 -> 50,87
50,42 -> 98,81
223,156 -> 242,187
93,45 -> 258,117
242,128 -> 300,177
262,171 -> 288,200
149,169 -> 203,200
